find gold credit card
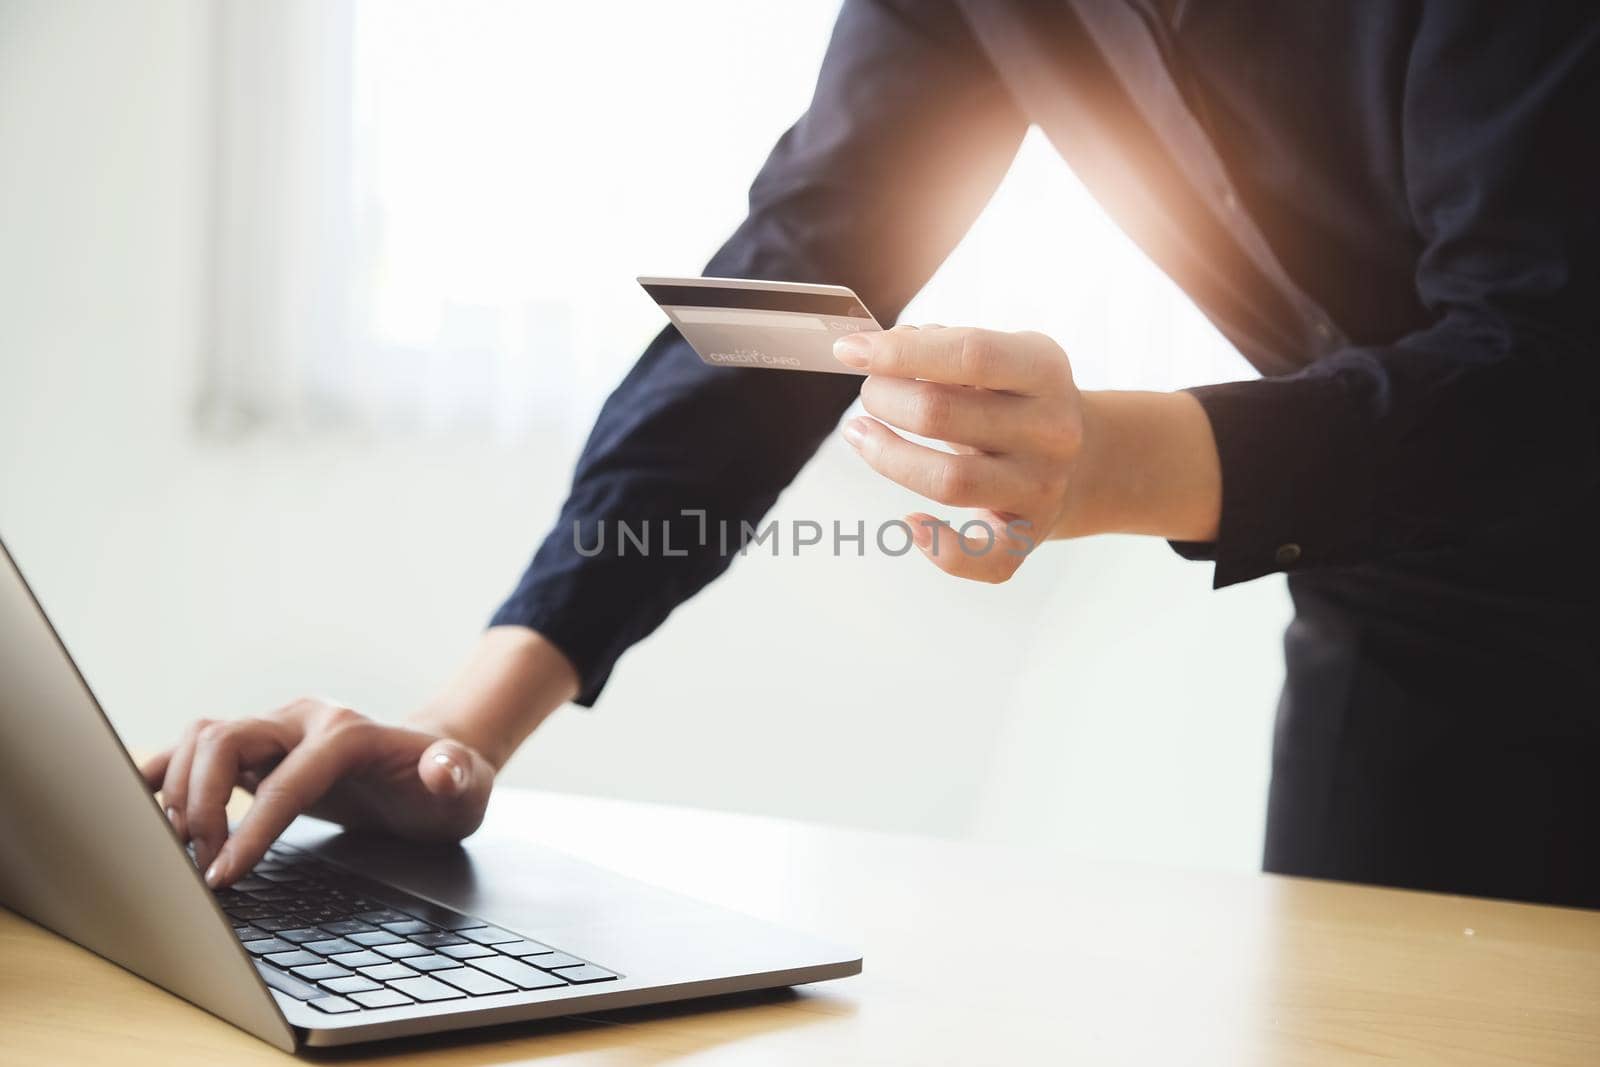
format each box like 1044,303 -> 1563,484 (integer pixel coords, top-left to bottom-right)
638,276 -> 883,375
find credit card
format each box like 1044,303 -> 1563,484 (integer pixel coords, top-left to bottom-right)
638,276 -> 882,375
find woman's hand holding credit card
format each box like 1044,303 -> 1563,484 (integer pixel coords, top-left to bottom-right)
639,275 -> 1081,581
641,276 -> 1220,583
834,324 -> 1083,583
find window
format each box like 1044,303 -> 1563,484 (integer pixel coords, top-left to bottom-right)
201,1 -> 1250,440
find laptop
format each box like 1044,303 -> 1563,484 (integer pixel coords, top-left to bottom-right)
0,536 -> 860,1050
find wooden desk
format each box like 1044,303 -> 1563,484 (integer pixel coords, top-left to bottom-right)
3,788 -> 1597,1065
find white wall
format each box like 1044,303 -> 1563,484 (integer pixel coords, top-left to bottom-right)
0,0 -> 1292,874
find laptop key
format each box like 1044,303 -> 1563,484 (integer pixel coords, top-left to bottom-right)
303,938 -> 360,956
355,909 -> 411,924
375,941 -> 431,959
231,925 -> 269,941
409,931 -> 467,947
349,930 -> 404,947
350,989 -> 414,1009
467,956 -> 569,990
277,927 -> 327,944
297,909 -> 345,924
433,967 -> 515,996
380,919 -> 432,936
307,995 -> 359,1014
250,888 -> 299,902
320,975 -> 381,994
438,943 -> 496,960
358,963 -> 419,981
255,915 -> 311,933
388,976 -> 465,1002
405,954 -> 464,972
232,876 -> 273,891
290,963 -> 352,981
495,940 -> 554,957
329,951 -> 389,968
387,899 -> 485,931
253,961 -> 321,1000
319,919 -> 376,936
461,926 -> 522,945
554,964 -> 619,984
526,952 -> 584,970
264,950 -> 321,969
241,938 -> 294,955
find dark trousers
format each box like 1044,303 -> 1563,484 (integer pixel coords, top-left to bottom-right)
1263,556 -> 1600,910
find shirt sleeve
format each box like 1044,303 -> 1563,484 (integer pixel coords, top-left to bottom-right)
1174,3 -> 1600,587
492,0 -> 1027,703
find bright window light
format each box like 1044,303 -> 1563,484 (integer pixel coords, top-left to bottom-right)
209,1 -> 1250,438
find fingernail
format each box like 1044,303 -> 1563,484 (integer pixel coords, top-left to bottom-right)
165,805 -> 181,829
841,417 -> 867,449
833,336 -> 870,368
434,751 -> 467,790
205,853 -> 228,888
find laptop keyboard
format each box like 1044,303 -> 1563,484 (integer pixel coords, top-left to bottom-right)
213,841 -> 618,1016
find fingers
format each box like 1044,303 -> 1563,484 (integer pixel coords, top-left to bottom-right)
208,712 -> 375,887
139,749 -> 172,792
159,719 -> 208,838
841,416 -> 1035,510
835,327 -> 1069,394
158,699 -> 500,889
183,719 -> 291,875
907,511 -> 1036,584
838,323 -> 1084,587
859,376 -> 1040,454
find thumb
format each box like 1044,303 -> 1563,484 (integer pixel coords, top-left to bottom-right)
416,738 -> 487,802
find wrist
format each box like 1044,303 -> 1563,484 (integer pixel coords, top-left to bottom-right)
411,627 -> 579,770
1052,391 -> 1112,539
1054,390 -> 1221,543
408,704 -> 516,772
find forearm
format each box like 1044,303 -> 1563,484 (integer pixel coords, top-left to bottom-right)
411,627 -> 579,770
1055,390 -> 1221,543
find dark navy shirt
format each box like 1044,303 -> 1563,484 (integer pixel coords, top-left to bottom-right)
494,1 -> 1600,709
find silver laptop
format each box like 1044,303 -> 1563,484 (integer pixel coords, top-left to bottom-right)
0,536 -> 860,1050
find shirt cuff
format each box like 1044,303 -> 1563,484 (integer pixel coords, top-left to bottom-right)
1169,375 -> 1376,588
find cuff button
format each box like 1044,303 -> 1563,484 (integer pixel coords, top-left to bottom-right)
1274,542 -> 1303,567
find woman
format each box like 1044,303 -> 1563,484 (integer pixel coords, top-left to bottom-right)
147,0 -> 1599,908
